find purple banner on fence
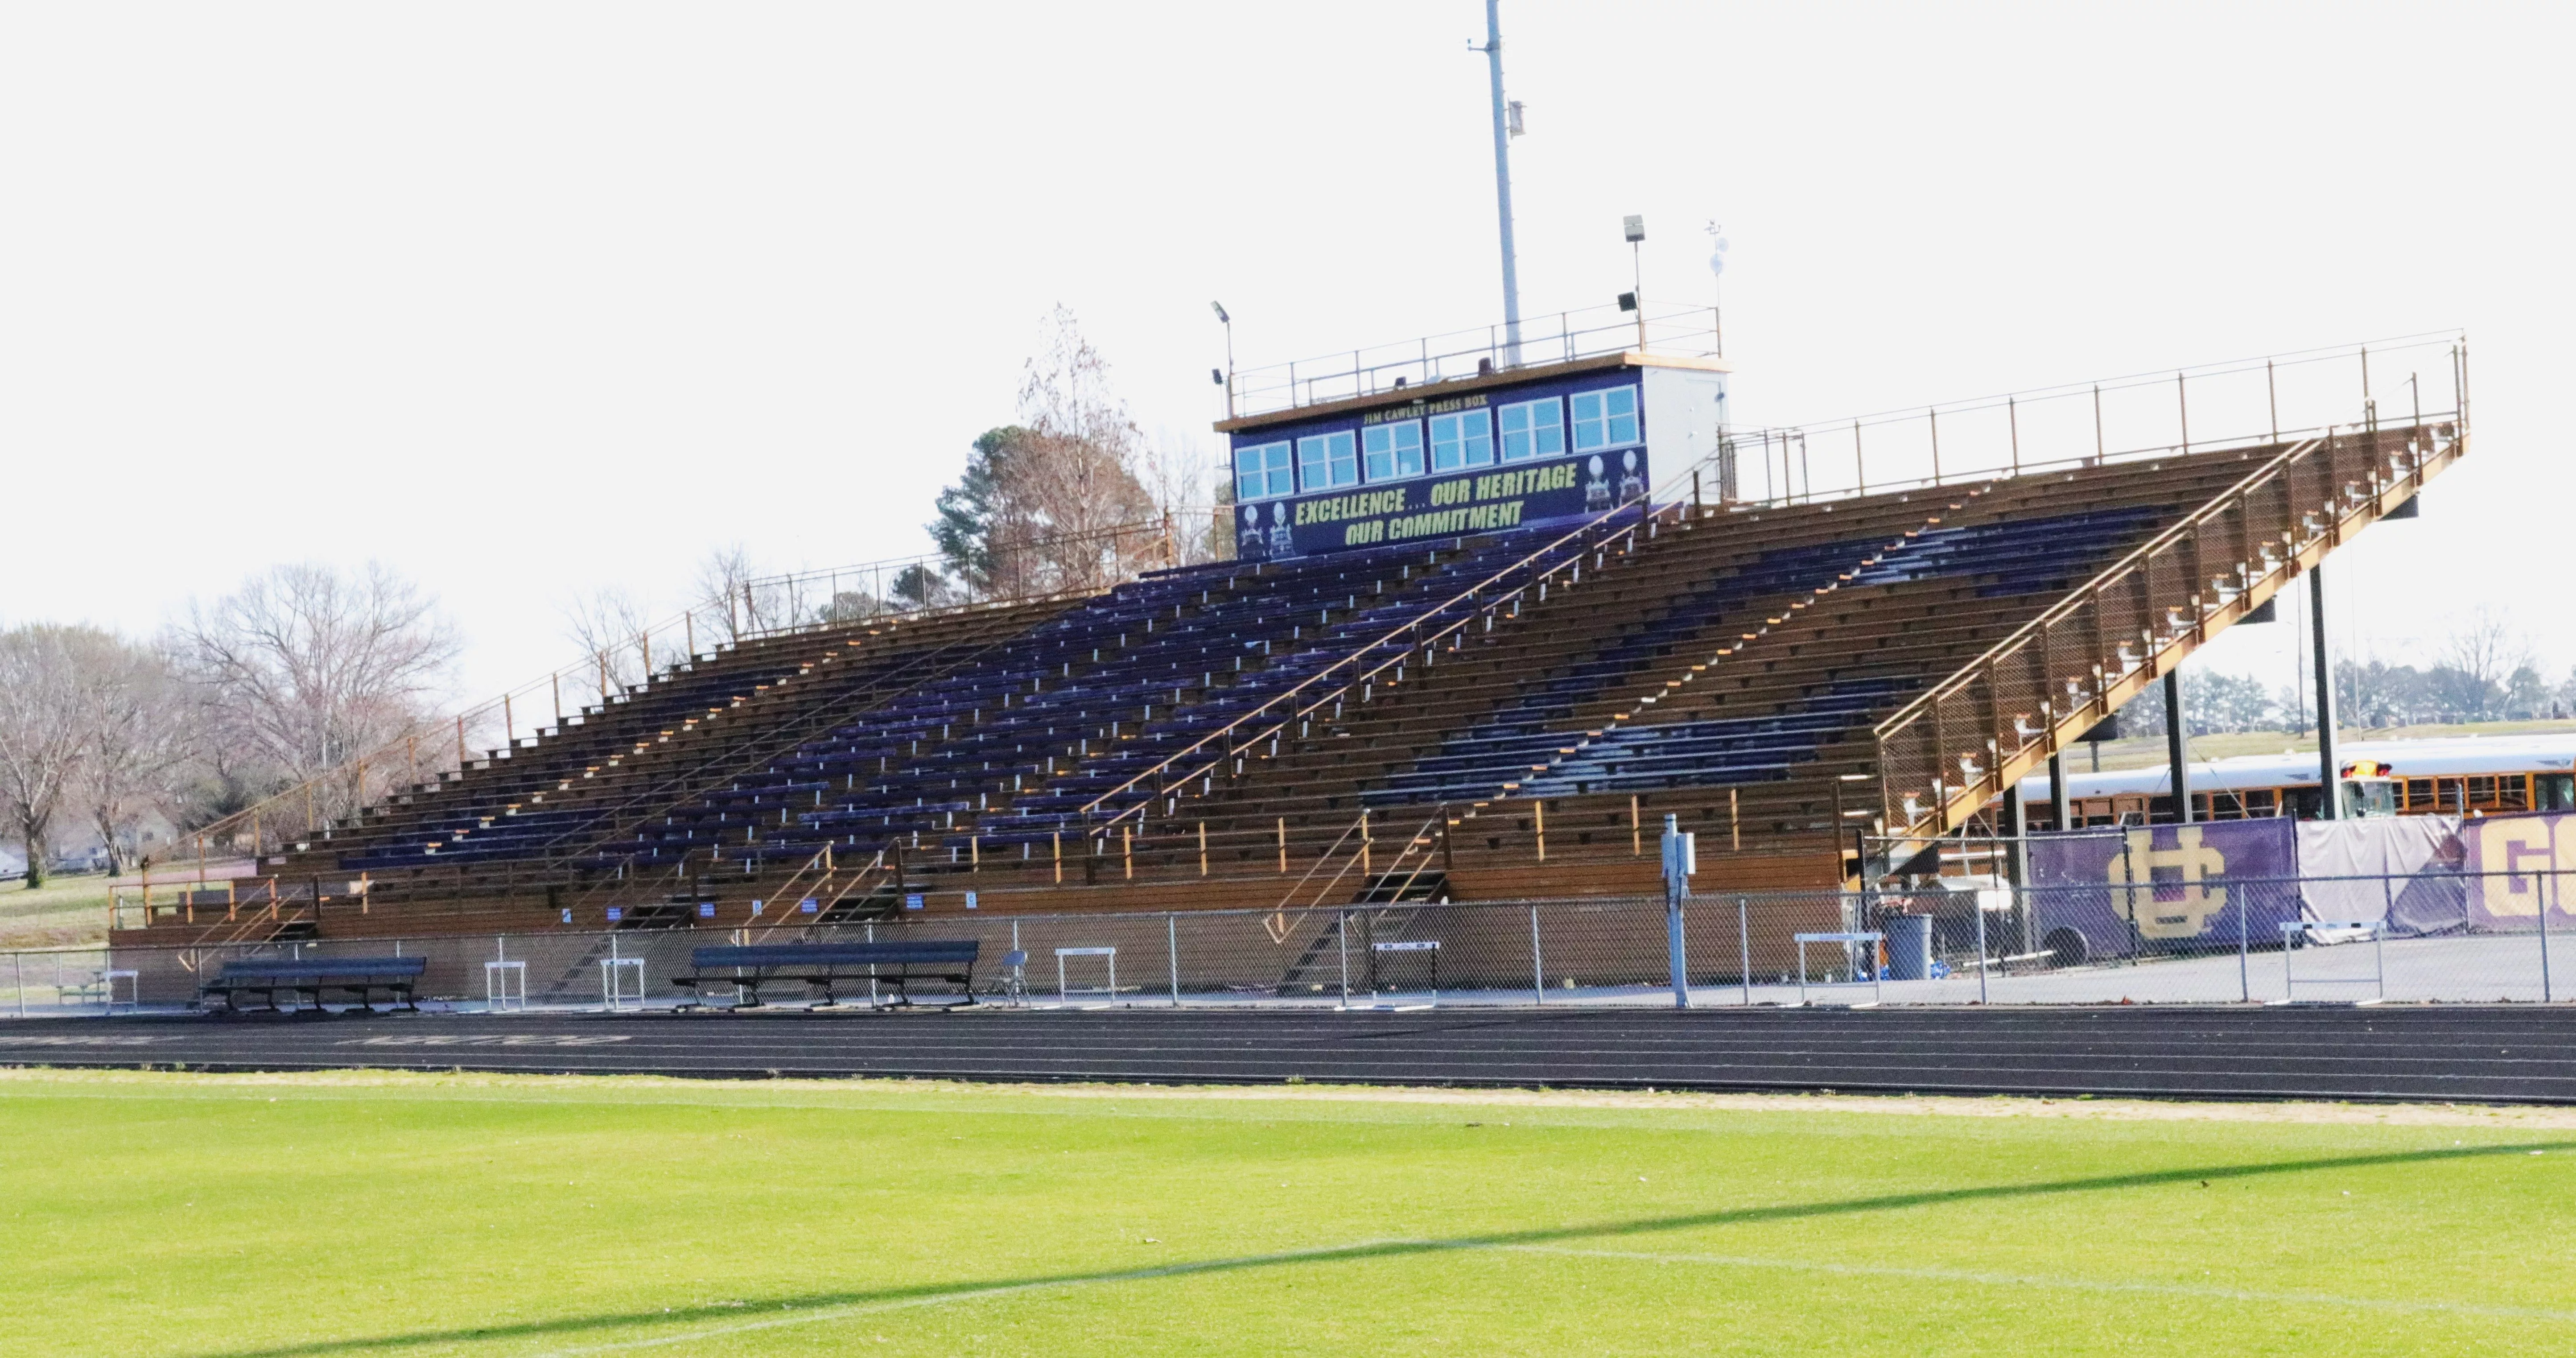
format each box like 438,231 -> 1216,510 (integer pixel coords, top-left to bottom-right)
2028,820 -> 2299,959
2461,813 -> 2576,929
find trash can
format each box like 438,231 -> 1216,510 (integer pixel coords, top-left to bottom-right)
1884,914 -> 1934,981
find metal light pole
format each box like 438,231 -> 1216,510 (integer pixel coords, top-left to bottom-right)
1661,813 -> 1695,1009
1211,301 -> 1234,418
1624,215 -> 1647,351
1476,0 -> 1523,366
2311,565 -> 2342,820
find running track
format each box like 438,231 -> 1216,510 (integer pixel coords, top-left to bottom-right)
6,1006 -> 2576,1102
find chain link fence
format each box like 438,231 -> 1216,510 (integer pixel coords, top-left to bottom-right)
8,866 -> 2572,1015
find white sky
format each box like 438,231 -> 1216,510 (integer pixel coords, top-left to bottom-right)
3,2 -> 2567,703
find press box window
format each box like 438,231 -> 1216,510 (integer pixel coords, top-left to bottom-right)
1430,409 -> 1493,471
1298,430 -> 1359,489
1364,420 -> 1424,481
1498,397 -> 1563,462
1570,386 -> 1640,452
1235,441 -> 1293,500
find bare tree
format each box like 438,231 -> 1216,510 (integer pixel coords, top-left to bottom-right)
2440,608 -> 2531,711
173,562 -> 461,824
1142,427 -> 1220,567
77,633 -> 195,876
931,307 -> 1162,596
0,625 -> 95,887
693,543 -> 798,644
1013,306 -> 1160,588
562,586 -> 655,702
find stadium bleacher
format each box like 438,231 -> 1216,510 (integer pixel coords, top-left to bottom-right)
123,425 -> 2455,946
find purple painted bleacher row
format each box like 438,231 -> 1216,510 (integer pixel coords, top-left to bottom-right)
338,502 -> 2168,877
334,639 -> 874,872
335,616 -> 1030,874
589,527 -> 1594,871
1357,505 -> 2166,810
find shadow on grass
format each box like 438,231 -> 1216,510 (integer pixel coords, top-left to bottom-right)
201,1139 -> 2572,1357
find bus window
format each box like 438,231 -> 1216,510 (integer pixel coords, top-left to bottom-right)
2403,778 -> 2435,811
2539,774 -> 2576,812
2287,786 -> 2325,819
2342,779 -> 2399,818
2246,788 -> 2279,816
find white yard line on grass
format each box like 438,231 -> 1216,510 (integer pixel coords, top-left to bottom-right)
1502,1245 -> 2576,1323
519,1231 -> 2576,1354
529,1239 -> 1416,1356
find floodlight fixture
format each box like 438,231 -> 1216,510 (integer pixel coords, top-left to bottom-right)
1506,99 -> 1525,137
1623,214 -> 1645,244
1210,301 -> 1230,324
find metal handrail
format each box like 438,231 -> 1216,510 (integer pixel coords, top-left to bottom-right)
1871,409 -> 2466,844
1074,488 -> 1694,831
182,518 -> 1179,871
1228,299 -> 1722,419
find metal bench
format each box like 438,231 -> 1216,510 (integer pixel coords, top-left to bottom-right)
199,957 -> 428,1014
672,941 -> 979,1011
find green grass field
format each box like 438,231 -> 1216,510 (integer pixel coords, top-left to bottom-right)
0,872 -> 112,951
4,1071 -> 2573,1356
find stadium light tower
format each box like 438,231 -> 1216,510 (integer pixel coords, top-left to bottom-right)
1474,0 -> 1523,367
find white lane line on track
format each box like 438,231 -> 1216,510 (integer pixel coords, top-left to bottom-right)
1500,1246 -> 2576,1322
527,1238 -> 1415,1356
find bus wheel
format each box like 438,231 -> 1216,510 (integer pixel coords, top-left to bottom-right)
2043,928 -> 2089,969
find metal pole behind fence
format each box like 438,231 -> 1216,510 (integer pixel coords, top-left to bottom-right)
2238,886 -> 2250,1003
1530,905 -> 1544,1005
1739,897 -> 1752,1006
2282,924 -> 2295,1002
1666,896 -> 1690,1010
1167,913 -> 1180,1007
2535,866 -> 2555,1005
12,953 -> 21,1018
2374,923 -> 2386,1002
1974,892 -> 1989,1004
1337,912 -> 1350,1008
